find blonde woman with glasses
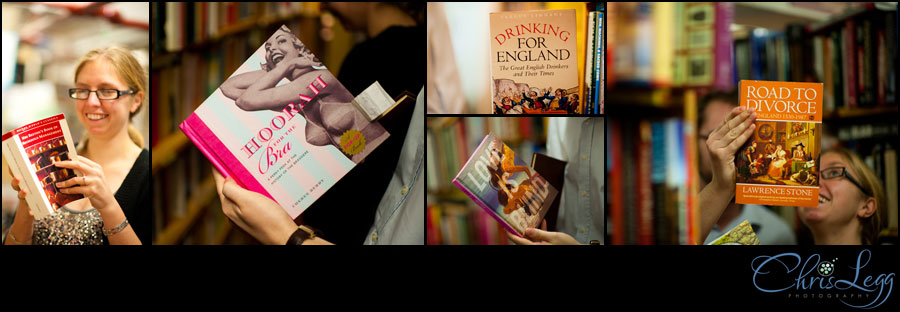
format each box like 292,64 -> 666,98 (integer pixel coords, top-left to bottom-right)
5,46 -> 150,245
701,106 -> 884,245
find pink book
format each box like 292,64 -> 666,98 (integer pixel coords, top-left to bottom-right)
452,133 -> 558,238
179,25 -> 389,219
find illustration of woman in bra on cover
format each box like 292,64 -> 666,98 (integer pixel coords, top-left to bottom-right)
218,25 -> 387,163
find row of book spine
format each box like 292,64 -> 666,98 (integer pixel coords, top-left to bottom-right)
151,2 -> 317,53
608,118 -> 697,245
608,2 -> 897,112
607,90 -> 700,245
607,2 -> 734,90
802,7 -> 897,111
427,204 -> 509,245
582,9 -> 605,114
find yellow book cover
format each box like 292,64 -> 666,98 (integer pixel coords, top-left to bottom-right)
708,220 -> 760,245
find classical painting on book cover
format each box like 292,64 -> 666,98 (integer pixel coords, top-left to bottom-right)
736,121 -> 821,188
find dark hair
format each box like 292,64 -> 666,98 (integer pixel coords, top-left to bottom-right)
260,25 -> 320,72
697,89 -> 739,129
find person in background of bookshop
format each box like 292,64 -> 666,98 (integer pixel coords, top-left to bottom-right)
697,91 -> 796,245
701,106 -> 884,245
277,2 -> 424,245
5,47 -> 150,245
212,86 -> 425,245
426,2 -> 465,114
325,2 -> 424,99
507,117 -> 604,245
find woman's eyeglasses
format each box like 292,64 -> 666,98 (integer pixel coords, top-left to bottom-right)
68,88 -> 134,100
820,166 -> 872,196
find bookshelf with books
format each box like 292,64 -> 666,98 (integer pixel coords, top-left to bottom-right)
426,117 -> 550,245
150,2 -> 356,244
607,2 -> 898,244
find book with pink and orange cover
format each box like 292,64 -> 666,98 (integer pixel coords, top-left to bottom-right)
452,133 -> 558,237
179,25 -> 389,219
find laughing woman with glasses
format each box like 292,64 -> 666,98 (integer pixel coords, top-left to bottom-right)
802,148 -> 884,245
5,46 -> 149,245
700,106 -> 884,245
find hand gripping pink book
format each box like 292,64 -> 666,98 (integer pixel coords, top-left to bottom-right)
179,25 -> 389,219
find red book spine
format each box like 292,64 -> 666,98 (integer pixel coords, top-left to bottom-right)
609,120 -> 624,245
844,19 -> 857,108
636,121 -> 654,244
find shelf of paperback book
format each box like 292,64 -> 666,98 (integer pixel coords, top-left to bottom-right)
824,106 -> 899,121
606,86 -> 687,117
807,3 -> 887,35
151,13 -> 307,65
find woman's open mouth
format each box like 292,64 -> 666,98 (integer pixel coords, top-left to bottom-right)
86,113 -> 108,121
272,53 -> 284,65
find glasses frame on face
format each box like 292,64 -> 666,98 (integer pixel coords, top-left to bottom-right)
68,88 -> 135,100
820,166 -> 872,197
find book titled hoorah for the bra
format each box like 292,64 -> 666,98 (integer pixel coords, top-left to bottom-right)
491,9 -> 578,115
180,25 -> 389,219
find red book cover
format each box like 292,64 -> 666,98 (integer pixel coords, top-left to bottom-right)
2,114 -> 84,219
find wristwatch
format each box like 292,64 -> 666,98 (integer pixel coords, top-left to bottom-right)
286,225 -> 318,245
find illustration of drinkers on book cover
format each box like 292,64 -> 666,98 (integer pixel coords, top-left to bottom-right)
735,80 -> 822,208
453,134 -> 558,237
180,25 -> 388,219
491,9 -> 579,114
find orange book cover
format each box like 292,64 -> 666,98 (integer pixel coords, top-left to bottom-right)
735,80 -> 823,208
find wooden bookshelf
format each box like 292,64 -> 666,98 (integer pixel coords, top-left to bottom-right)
734,2 -> 834,30
153,175 -> 217,245
825,106 -> 899,121
807,3 -> 878,35
151,133 -> 188,175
